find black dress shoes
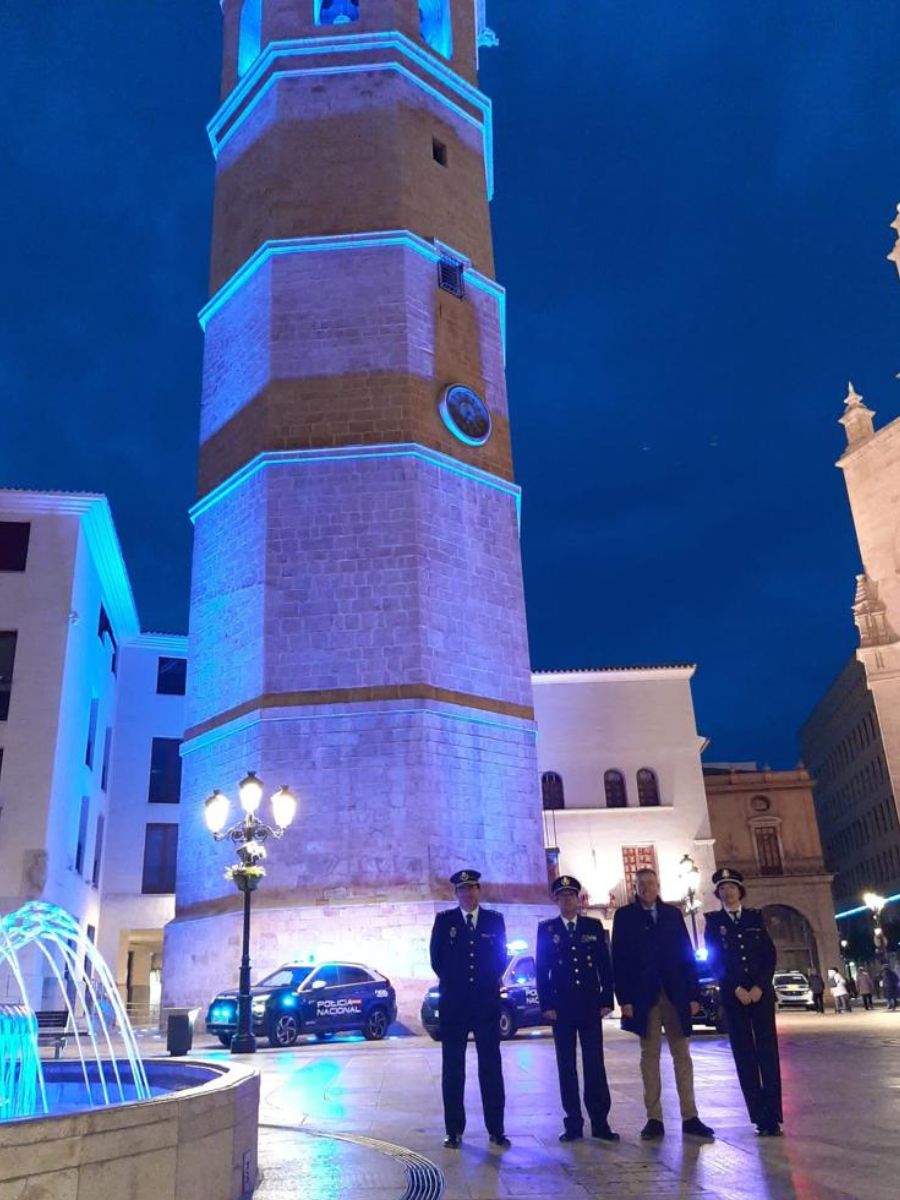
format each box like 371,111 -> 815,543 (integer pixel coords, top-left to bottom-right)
489,1133 -> 511,1148
641,1119 -> 665,1140
443,1134 -> 461,1148
591,1126 -> 620,1142
756,1125 -> 783,1137
682,1117 -> 715,1140
558,1130 -> 584,1142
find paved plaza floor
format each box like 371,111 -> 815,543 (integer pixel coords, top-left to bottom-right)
181,1009 -> 900,1200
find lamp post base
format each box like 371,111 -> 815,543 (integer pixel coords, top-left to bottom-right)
230,1032 -> 257,1055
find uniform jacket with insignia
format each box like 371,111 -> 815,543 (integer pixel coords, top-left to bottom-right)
429,907 -> 507,1020
536,914 -> 614,1015
703,906 -> 777,1007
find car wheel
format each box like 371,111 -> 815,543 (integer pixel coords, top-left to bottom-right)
217,1034 -> 231,1047
362,1007 -> 389,1041
268,1013 -> 300,1047
499,1006 -> 516,1040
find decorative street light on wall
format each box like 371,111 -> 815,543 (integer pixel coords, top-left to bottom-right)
677,853 -> 702,948
863,891 -> 887,962
204,771 -> 297,1054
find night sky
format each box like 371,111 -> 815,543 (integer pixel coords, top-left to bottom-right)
3,1 -> 900,767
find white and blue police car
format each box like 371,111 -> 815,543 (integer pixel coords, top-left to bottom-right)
206,961 -> 398,1047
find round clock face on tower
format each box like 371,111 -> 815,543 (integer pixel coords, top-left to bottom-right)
438,385 -> 492,446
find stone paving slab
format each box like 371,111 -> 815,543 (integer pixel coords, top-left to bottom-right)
182,1009 -> 900,1200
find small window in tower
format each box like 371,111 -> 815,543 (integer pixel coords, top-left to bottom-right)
437,256 -> 465,298
420,0 -> 454,59
432,138 -> 448,167
316,0 -> 360,25
237,0 -> 262,78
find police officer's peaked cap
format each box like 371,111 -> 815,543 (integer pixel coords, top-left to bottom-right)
450,868 -> 481,887
551,875 -> 582,896
712,867 -> 746,898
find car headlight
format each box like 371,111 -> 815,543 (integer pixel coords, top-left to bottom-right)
427,990 -> 440,1002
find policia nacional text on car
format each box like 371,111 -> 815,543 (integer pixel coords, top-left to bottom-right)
535,875 -> 619,1142
429,869 -> 510,1149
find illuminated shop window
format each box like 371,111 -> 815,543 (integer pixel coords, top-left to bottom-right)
316,0 -> 360,25
238,0 -> 262,77
420,0 -> 453,58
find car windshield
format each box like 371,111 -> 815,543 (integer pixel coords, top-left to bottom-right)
255,966 -> 313,989
774,973 -> 806,985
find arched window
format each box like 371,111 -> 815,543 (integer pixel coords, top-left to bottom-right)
316,0 -> 360,25
237,0 -> 262,78
419,1 -> 454,59
604,769 -> 627,809
637,768 -> 660,807
541,772 -> 565,811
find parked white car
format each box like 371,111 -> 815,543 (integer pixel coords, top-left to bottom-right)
773,971 -> 815,1010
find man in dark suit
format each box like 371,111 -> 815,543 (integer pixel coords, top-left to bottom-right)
536,875 -> 619,1142
611,867 -> 714,1140
429,868 -> 509,1149
704,867 -> 783,1136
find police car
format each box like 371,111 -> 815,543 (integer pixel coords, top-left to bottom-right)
206,961 -> 398,1047
420,948 -> 545,1041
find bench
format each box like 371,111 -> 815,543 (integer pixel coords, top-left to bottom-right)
36,1010 -> 70,1059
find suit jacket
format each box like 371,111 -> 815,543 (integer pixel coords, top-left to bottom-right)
429,906 -> 507,1022
703,906 -> 776,1008
611,900 -> 701,1038
535,914 -> 614,1016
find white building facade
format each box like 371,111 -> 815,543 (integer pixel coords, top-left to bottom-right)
532,667 -> 716,932
0,491 -> 186,1014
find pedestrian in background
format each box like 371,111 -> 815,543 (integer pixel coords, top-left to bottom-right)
429,869 -> 509,1149
882,964 -> 899,1012
704,868 -> 783,1137
807,970 -> 825,1014
611,867 -> 714,1141
828,967 -> 851,1013
856,967 -> 874,1011
536,875 -> 619,1143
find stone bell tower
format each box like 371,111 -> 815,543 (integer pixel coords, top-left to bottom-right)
163,0 -> 547,1007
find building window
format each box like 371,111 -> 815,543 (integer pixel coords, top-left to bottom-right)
148,737 -> 182,805
541,771 -> 565,811
754,825 -> 783,876
142,823 -> 179,894
604,769 -> 627,808
419,0 -> 453,58
0,522 -> 30,571
92,814 -> 105,887
316,0 -> 360,26
636,768 -> 660,807
75,797 -> 89,876
0,631 -> 17,721
622,845 -> 658,897
237,0 -> 262,77
85,697 -> 99,769
156,656 -> 187,696
437,256 -> 465,297
100,727 -> 112,792
432,137 -> 448,166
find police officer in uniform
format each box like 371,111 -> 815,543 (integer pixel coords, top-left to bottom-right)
429,869 -> 510,1148
536,875 -> 619,1142
703,868 -> 783,1136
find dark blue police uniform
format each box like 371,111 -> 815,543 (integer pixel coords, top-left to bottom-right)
536,876 -> 616,1139
704,867 -> 783,1133
429,871 -> 508,1141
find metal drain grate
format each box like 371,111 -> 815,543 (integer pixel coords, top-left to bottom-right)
259,1123 -> 445,1200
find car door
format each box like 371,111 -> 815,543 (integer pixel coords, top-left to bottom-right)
300,963 -> 342,1031
337,965 -> 373,1029
506,955 -> 540,1023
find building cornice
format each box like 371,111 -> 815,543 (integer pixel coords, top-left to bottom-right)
532,665 -> 696,684
0,489 -> 140,638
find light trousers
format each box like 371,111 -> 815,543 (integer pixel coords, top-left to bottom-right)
640,990 -> 698,1121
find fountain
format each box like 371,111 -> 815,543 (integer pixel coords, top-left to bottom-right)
0,901 -> 261,1200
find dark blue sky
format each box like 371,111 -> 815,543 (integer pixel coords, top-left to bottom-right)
3,2 -> 900,766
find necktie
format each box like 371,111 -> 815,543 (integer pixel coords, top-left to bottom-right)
567,921 -> 575,937
466,913 -> 474,931
730,910 -> 740,923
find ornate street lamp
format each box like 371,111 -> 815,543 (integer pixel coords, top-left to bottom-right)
677,853 -> 702,948
204,772 -> 297,1054
863,892 -> 887,962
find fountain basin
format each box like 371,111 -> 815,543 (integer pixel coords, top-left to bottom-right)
0,1058 -> 259,1200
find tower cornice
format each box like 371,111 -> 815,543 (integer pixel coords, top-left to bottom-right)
208,31 -> 494,196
